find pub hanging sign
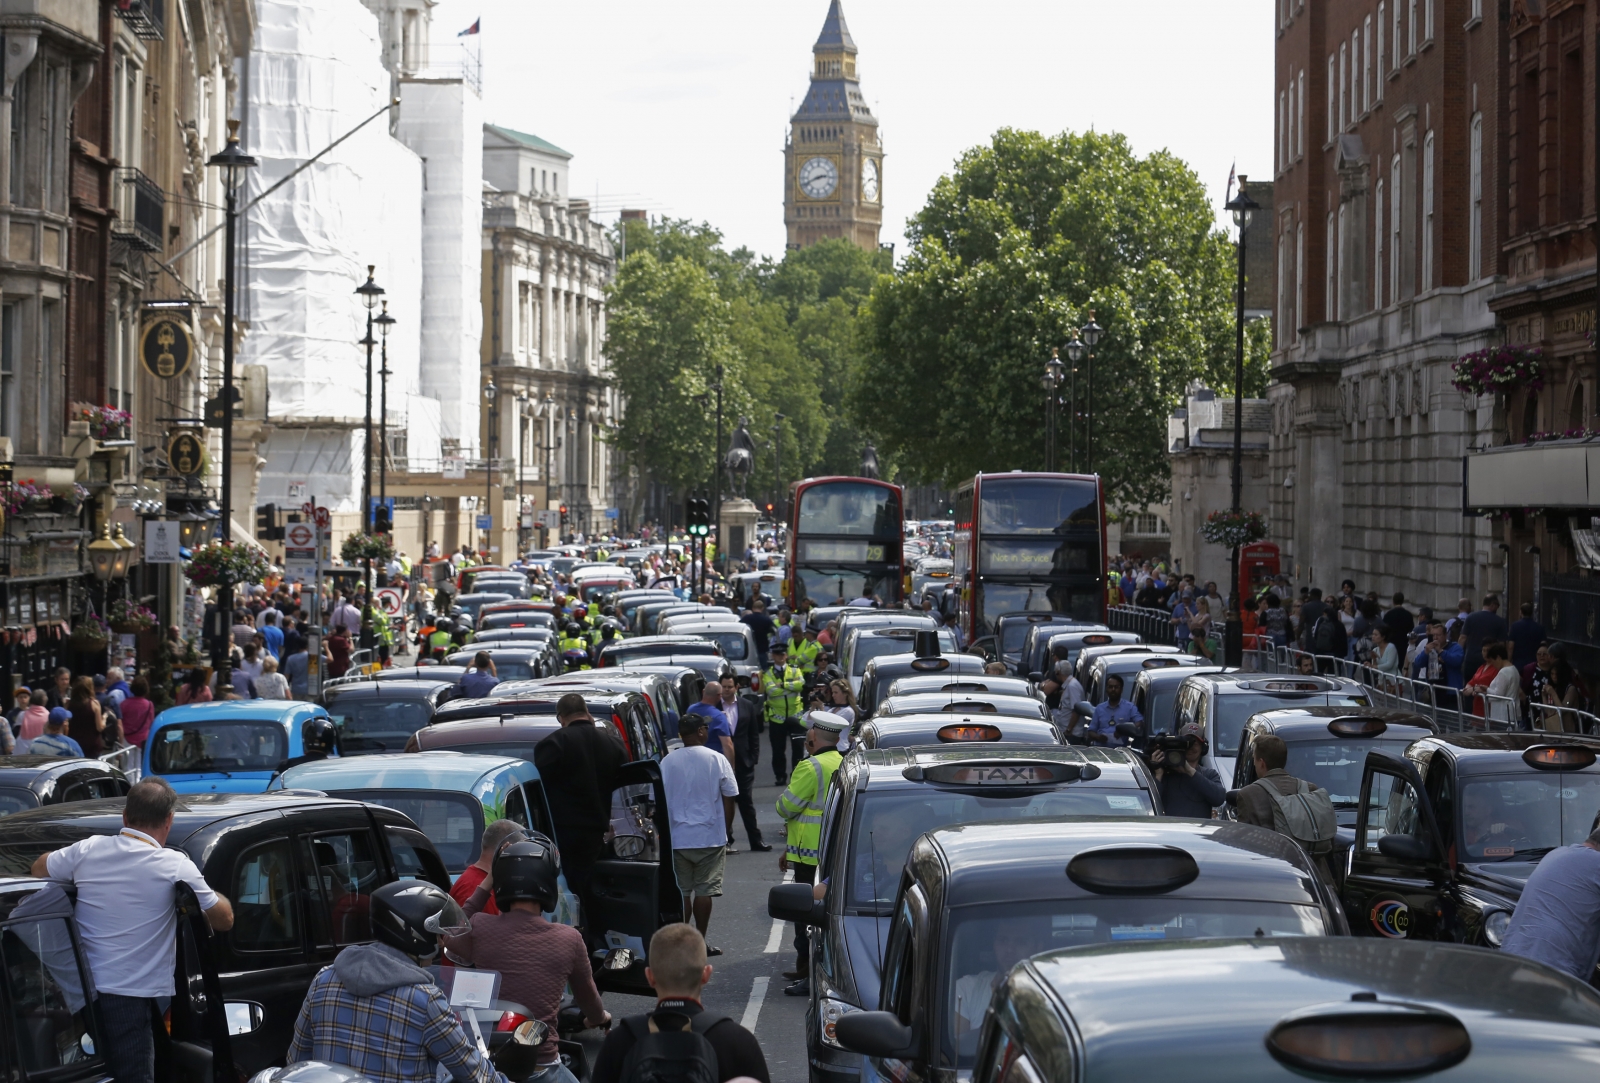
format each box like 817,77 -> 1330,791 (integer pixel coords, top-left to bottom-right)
140,312 -> 195,379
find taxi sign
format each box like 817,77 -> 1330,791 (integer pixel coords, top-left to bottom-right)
903,760 -> 1102,785
1522,744 -> 1598,770
1142,657 -> 1183,668
936,723 -> 1003,742
1328,716 -> 1388,737
1082,634 -> 1114,645
1252,680 -> 1331,692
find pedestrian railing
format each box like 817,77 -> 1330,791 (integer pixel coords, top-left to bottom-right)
101,744 -> 141,783
1107,605 -> 1175,645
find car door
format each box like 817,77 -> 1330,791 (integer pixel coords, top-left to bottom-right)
590,760 -> 674,995
162,881 -> 239,1083
866,889 -> 932,1083
289,808 -> 384,968
1342,749 -> 1448,942
0,891 -> 107,1083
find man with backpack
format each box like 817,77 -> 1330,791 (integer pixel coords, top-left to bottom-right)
1235,734 -> 1338,880
590,923 -> 770,1083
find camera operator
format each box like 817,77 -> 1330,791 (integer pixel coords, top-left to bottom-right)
1148,722 -> 1227,817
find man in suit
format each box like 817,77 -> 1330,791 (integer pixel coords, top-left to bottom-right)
720,674 -> 771,853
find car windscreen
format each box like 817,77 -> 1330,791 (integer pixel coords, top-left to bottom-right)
852,631 -> 957,676
1457,774 -> 1600,862
845,787 -> 1153,910
479,611 -> 554,630
610,643 -> 718,662
0,786 -> 38,817
1284,737 -> 1417,807
329,789 -> 483,874
150,720 -> 289,774
681,630 -> 749,660
942,899 -> 1323,1068
1000,622 -> 1041,656
1213,694 -> 1368,755
324,697 -> 435,754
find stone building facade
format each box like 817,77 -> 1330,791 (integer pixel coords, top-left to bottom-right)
481,124 -> 618,543
1268,0 -> 1503,603
1168,388 -> 1272,591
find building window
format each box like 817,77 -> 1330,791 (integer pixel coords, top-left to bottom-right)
41,300 -> 56,445
1351,30 -> 1362,117
1421,130 -> 1435,291
1296,222 -> 1305,333
1392,1 -> 1402,69
1278,91 -> 1286,171
1376,4 -> 1387,95
1278,229 -> 1289,343
1297,70 -> 1306,155
1408,0 -> 1417,55
1374,177 -> 1385,306
1425,0 -> 1434,40
1326,211 -> 1337,320
0,303 -> 16,442
1339,43 -> 1349,131
1390,154 -> 1402,301
1518,66 -> 1539,234
1336,204 -> 1347,319
1363,18 -> 1373,110
1469,114 -> 1483,279
1561,48 -> 1583,222
1327,55 -> 1336,141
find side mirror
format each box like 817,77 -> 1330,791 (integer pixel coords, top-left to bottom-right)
613,834 -> 647,859
1377,833 -> 1435,863
1114,721 -> 1141,739
1071,701 -> 1095,720
601,946 -> 635,971
769,882 -> 826,926
1028,671 -> 1045,684
835,1011 -> 917,1059
1223,788 -> 1240,807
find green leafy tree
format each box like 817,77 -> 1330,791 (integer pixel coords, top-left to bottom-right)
855,128 -> 1269,511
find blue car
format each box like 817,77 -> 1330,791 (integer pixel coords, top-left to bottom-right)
145,700 -> 335,794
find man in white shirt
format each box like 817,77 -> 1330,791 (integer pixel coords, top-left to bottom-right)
31,778 -> 233,1083
658,713 -> 738,954
329,592 -> 362,638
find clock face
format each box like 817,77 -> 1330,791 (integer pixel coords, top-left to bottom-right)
862,159 -> 880,203
799,156 -> 838,199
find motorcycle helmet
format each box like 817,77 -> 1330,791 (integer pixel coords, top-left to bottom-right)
562,649 -> 590,671
370,880 -> 469,962
601,605 -> 616,617
302,717 -> 338,756
565,621 -> 584,637
491,833 -> 561,912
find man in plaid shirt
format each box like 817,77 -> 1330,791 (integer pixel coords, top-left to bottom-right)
288,881 -> 506,1083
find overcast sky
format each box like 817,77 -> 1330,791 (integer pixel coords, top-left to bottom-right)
429,0 -> 1274,260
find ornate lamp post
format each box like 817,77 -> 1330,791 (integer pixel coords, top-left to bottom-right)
354,267 -> 385,533
516,391 -> 530,551
1079,314 -> 1103,473
375,300 -> 396,505
1064,335 -> 1084,472
1043,349 -> 1064,471
484,380 -> 499,555
1223,178 -> 1260,665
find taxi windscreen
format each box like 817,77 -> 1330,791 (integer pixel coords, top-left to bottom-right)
0,786 -> 37,817
150,721 -> 289,774
687,630 -> 749,660
1285,738 -> 1417,807
846,788 -> 1153,908
1458,775 -> 1600,862
1213,694 -> 1369,755
330,789 -> 483,873
943,899 -> 1324,1067
325,698 -> 434,754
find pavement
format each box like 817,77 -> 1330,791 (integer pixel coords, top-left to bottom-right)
571,775 -> 816,1083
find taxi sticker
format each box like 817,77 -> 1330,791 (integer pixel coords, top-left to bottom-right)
1110,925 -> 1168,941
1106,795 -> 1146,809
1482,846 -> 1515,857
1368,896 -> 1410,939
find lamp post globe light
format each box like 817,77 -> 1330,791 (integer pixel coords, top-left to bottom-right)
1222,176 -> 1260,666
354,267 -> 385,537
204,119 -> 256,685
1044,349 -> 1064,472
1064,334 -> 1085,472
484,380 -> 499,554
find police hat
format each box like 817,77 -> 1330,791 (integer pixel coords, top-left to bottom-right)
806,710 -> 849,736
769,641 -> 789,655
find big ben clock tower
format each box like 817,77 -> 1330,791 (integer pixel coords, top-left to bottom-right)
784,0 -> 882,251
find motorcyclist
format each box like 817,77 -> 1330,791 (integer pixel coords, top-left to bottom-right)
287,880 -> 506,1083
277,717 -> 338,775
443,836 -> 611,1082
590,621 -> 620,667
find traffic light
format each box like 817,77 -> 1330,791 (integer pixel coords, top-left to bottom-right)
373,504 -> 392,533
559,504 -> 569,525
255,504 -> 283,541
686,497 -> 710,537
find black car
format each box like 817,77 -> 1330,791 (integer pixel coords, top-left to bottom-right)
826,818 -> 1348,1081
429,688 -> 664,762
857,713 -> 1063,749
323,665 -> 467,692
770,745 -> 1161,1083
320,679 -> 457,755
0,755 -> 129,817
1342,732 -> 1600,949
969,937 -> 1600,1082
444,645 -> 558,681
476,609 -> 557,632
984,613 -> 1095,675
1016,621 -> 1111,682
0,793 -> 452,1075
597,635 -> 722,667
856,651 -> 989,719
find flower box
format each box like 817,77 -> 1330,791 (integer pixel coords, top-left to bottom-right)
1451,345 -> 1544,398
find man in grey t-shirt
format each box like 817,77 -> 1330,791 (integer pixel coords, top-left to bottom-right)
1500,828 -> 1600,980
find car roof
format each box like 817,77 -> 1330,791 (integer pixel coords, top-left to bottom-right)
607,635 -> 719,648
152,701 -> 324,725
921,818 -> 1320,908
1247,706 -> 1437,738
1413,732 -> 1600,775
413,717 -> 563,746
1022,938 -> 1600,1076
1133,665 -> 1228,689
1183,671 -> 1364,694
446,647 -> 540,659
279,751 -> 533,789
885,675 -> 1036,695
0,792 -> 377,846
862,653 -> 990,678
0,756 -> 119,786
368,667 -> 467,681
876,693 -> 1046,718
322,680 -> 451,697
854,744 -> 1143,786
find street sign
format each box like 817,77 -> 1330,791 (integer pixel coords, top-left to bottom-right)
286,522 -> 315,549
535,509 -> 561,529
375,587 -> 405,615
283,549 -> 316,581
475,515 -> 493,530
139,314 -> 195,379
605,507 -> 620,520
314,507 -> 331,529
444,458 -> 467,480
144,520 -> 181,564
521,514 -> 534,529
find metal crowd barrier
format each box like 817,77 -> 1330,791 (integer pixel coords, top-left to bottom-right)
1107,605 -> 1178,645
101,744 -> 141,783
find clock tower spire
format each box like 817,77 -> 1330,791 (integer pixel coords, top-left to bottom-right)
784,0 -> 882,252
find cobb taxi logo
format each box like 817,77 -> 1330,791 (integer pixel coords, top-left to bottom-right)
1369,896 -> 1410,938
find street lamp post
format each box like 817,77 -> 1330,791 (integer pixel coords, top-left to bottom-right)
484,380 -> 499,556
538,392 -> 556,547
772,413 -> 785,522
205,118 -> 256,686
516,391 -> 530,552
712,364 -> 724,576
1223,177 -> 1260,667
354,267 -> 384,534
565,409 -> 577,539
1065,335 -> 1084,473
1080,313 -> 1103,473
1043,349 -> 1064,471
375,301 -> 395,508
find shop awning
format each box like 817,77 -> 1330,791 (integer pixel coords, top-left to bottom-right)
1464,443 -> 1600,509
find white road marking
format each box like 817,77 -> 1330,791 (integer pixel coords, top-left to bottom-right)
741,976 -> 771,1032
764,918 -> 785,953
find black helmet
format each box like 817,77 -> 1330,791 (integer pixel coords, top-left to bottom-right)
370,881 -> 469,961
566,622 -> 583,636
492,833 -> 561,913
302,717 -> 338,755
601,605 -> 616,616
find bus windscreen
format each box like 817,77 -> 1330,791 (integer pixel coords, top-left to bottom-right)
798,483 -> 899,537
979,478 -> 1099,534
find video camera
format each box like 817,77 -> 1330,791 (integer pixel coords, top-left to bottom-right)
1146,732 -> 1196,769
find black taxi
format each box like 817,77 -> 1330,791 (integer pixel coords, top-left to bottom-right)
1342,732 -> 1600,948
833,819 -> 1347,1082
768,746 -> 1160,1083
969,937 -> 1600,1082
0,793 -> 452,1075
0,755 -> 130,817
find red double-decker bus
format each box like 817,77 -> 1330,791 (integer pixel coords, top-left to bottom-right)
784,476 -> 905,608
952,472 -> 1106,641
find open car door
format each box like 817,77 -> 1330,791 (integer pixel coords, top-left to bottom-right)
591,760 -> 676,994
155,882 -> 237,1083
1342,748 -> 1450,942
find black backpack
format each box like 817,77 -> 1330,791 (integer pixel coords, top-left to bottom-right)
617,1009 -> 725,1083
1311,614 -> 1342,656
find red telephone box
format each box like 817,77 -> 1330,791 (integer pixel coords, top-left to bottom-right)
1239,542 -> 1281,605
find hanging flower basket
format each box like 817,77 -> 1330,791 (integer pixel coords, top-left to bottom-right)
68,613 -> 111,653
1201,509 -> 1268,549
1451,344 -> 1544,397
72,402 -> 132,441
184,542 -> 271,588
109,598 -> 158,634
342,532 -> 395,565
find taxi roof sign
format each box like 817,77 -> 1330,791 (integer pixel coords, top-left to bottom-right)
1066,845 -> 1200,895
936,723 -> 1003,743
1522,744 -> 1598,771
1266,1001 -> 1471,1077
903,760 -> 1102,785
1327,716 -> 1388,737
1082,634 -> 1114,645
